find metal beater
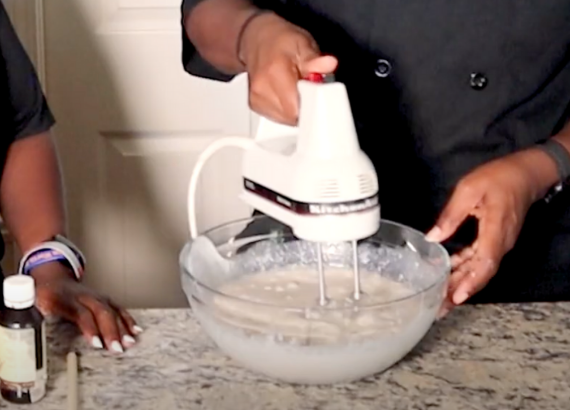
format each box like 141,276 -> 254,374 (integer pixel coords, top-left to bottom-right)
315,239 -> 361,306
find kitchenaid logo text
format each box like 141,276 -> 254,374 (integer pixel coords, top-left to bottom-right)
308,196 -> 378,214
244,178 -> 379,215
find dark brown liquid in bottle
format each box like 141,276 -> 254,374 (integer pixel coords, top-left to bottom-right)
0,286 -> 46,405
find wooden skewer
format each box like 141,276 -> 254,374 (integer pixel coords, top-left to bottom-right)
67,351 -> 78,410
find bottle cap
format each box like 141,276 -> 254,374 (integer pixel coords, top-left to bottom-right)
3,275 -> 35,309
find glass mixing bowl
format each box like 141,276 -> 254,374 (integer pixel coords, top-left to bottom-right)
180,215 -> 450,385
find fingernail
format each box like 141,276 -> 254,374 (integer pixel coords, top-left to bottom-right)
91,336 -> 103,349
110,341 -> 123,353
454,291 -> 469,305
133,325 -> 143,334
425,227 -> 442,242
122,335 -> 136,346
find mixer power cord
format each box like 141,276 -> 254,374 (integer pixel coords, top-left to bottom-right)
188,137 -> 254,239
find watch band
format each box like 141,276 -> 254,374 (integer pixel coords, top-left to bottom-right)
536,139 -> 570,203
17,235 -> 85,280
52,234 -> 86,269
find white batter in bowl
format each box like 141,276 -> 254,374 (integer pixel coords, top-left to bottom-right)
180,216 -> 450,385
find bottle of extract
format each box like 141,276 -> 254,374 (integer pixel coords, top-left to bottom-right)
0,275 -> 47,404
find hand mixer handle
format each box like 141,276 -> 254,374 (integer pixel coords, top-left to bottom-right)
256,73 -> 358,158
187,137 -> 253,239
254,72 -> 329,142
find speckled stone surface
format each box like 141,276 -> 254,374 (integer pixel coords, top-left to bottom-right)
3,304 -> 570,409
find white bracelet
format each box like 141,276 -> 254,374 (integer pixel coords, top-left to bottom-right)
17,237 -> 85,280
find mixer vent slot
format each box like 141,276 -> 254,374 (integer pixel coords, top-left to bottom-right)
316,179 -> 340,199
358,174 -> 376,195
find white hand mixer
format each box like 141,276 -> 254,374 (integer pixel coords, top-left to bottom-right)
187,73 -> 380,306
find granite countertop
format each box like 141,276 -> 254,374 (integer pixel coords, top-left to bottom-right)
5,304 -> 570,410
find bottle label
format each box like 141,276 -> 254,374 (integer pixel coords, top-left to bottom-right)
0,322 -> 47,403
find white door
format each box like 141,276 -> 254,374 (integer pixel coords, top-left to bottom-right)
5,0 -> 254,308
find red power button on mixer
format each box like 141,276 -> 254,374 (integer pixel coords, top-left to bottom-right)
304,73 -> 325,83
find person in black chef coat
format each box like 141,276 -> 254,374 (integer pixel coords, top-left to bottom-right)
0,4 -> 140,351
180,0 -> 570,316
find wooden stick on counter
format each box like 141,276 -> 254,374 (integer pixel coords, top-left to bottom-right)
67,351 -> 79,410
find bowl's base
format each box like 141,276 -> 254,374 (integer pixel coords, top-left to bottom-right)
194,305 -> 435,385
233,361 -> 395,385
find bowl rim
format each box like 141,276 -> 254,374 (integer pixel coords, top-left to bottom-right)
180,215 -> 451,311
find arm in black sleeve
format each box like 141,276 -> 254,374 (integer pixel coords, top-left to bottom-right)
180,0 -> 285,81
0,3 -> 55,143
181,0 -> 234,81
0,3 -> 68,260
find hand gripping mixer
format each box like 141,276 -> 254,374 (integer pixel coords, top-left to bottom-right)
188,74 -> 380,306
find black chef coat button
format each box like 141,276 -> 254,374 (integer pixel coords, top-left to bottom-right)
375,59 -> 392,78
470,72 -> 488,90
